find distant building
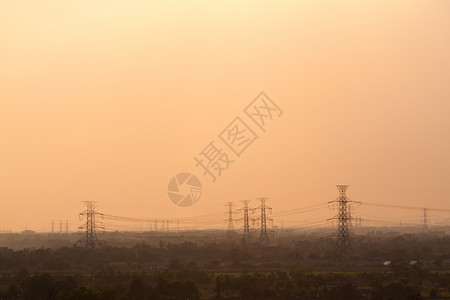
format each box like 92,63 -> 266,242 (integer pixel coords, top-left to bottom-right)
21,229 -> 36,235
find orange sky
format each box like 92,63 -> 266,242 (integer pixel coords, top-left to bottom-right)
1,1 -> 450,232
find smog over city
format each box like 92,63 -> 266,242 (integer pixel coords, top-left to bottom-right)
1,1 -> 450,299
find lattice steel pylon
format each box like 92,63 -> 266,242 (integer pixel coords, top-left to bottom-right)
423,208 -> 429,232
226,202 -> 235,232
328,185 -> 355,261
256,197 -> 272,243
78,201 -> 104,249
237,200 -> 251,238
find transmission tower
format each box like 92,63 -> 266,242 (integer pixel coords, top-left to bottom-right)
226,202 -> 235,232
423,208 -> 428,232
78,201 -> 104,249
348,205 -> 353,228
236,200 -> 252,238
328,185 -> 356,261
256,197 -> 272,243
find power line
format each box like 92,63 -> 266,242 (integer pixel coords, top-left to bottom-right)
361,201 -> 450,213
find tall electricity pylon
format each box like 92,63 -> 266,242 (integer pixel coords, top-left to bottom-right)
328,185 -> 358,261
256,197 -> 272,243
226,202 -> 235,232
237,200 -> 251,238
423,208 -> 429,232
79,201 -> 104,249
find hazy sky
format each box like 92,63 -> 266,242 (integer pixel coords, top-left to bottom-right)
1,1 -> 449,232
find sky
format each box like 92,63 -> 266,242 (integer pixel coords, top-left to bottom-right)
1,1 -> 449,232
